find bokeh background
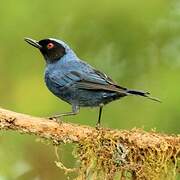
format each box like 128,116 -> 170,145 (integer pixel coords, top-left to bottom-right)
0,0 -> 180,179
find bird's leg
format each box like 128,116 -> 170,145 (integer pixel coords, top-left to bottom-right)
96,105 -> 103,129
48,105 -> 79,122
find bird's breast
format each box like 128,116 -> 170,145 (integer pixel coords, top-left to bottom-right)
44,70 -> 77,104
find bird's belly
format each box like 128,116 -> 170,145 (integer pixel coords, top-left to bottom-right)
77,90 -> 121,107
45,78 -> 75,104
47,83 -> 122,107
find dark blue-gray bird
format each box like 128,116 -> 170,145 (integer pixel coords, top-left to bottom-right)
24,37 -> 160,127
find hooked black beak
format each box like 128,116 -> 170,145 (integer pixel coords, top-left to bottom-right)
24,37 -> 42,49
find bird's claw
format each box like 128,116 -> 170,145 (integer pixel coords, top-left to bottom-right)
47,116 -> 63,124
95,122 -> 101,130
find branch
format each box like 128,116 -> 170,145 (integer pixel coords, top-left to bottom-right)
0,107 -> 179,179
0,107 -> 95,143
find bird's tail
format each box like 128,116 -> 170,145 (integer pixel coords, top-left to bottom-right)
126,89 -> 161,102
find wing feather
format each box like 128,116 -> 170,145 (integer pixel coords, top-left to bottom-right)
47,60 -> 127,94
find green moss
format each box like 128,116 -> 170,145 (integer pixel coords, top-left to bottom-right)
54,128 -> 179,179
73,129 -> 179,180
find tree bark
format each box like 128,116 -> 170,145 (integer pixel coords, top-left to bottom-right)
0,107 -> 179,146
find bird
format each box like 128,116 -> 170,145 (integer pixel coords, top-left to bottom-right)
24,37 -> 160,127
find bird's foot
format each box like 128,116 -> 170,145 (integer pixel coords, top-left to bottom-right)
95,122 -> 101,130
47,116 -> 63,124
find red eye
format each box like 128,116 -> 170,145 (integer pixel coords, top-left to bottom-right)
47,43 -> 54,49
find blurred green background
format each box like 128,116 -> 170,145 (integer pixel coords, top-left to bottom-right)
0,0 -> 180,179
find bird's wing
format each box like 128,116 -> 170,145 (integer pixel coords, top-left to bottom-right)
91,68 -> 126,89
74,60 -> 127,92
47,60 -> 127,94
68,68 -> 128,94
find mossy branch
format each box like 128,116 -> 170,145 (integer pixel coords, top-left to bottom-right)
0,107 -> 179,179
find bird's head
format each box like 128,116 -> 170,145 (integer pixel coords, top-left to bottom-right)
24,38 -> 75,63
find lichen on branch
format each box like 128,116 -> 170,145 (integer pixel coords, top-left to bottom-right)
75,129 -> 180,179
0,107 -> 179,179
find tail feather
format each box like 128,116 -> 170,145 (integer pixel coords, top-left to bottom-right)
126,89 -> 161,103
